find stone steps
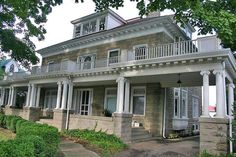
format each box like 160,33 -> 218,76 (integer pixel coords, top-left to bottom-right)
131,127 -> 154,143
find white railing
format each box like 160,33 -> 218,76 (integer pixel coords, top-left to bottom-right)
30,36 -> 222,76
5,72 -> 30,81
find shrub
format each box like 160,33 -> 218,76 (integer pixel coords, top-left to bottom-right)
200,150 -> 235,157
0,114 -> 60,157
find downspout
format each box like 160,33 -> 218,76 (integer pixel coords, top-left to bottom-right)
162,88 -> 167,138
66,77 -> 72,130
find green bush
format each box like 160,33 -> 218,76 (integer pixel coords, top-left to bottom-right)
0,114 -> 59,157
200,150 -> 235,157
62,129 -> 127,156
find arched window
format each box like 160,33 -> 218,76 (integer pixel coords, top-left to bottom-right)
83,56 -> 92,69
9,64 -> 14,73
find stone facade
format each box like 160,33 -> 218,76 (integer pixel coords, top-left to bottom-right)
199,117 -> 229,155
42,33 -> 173,65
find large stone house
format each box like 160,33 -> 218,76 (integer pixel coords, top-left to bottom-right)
0,9 -> 235,154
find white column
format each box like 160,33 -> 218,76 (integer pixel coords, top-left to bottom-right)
116,77 -> 125,113
124,80 -> 130,113
55,81 -> 62,109
7,87 -> 12,106
9,87 -> 15,106
0,88 -> 5,106
29,84 -> 36,107
35,86 -> 41,108
213,70 -> 225,118
200,71 -> 210,117
26,84 -> 31,107
61,81 -> 68,110
228,83 -> 235,116
67,82 -> 74,110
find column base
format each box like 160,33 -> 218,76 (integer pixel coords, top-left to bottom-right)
23,107 -> 41,121
53,109 -> 67,131
113,112 -> 133,143
199,117 -> 229,155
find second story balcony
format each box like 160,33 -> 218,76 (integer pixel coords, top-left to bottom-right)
31,36 -> 227,77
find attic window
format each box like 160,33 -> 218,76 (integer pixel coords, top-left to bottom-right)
99,17 -> 105,31
75,25 -> 81,37
9,64 -> 14,73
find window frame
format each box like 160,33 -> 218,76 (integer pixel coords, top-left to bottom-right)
133,44 -> 148,60
47,61 -> 54,72
79,88 -> 93,116
192,96 -> 199,118
104,87 -> 117,113
107,49 -> 120,65
77,54 -> 96,70
173,88 -> 188,119
131,86 -> 146,116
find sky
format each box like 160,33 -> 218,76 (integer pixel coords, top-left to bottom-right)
32,0 -> 216,106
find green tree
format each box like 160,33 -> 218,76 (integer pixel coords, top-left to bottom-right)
78,0 -> 236,52
0,0 -> 63,68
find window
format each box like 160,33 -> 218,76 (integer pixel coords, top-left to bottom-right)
82,20 -> 97,35
173,88 -> 188,118
104,88 -> 117,114
47,61 -> 54,72
132,87 -> 146,115
80,90 -> 92,115
61,59 -> 69,71
192,97 -> 199,118
9,64 -> 14,73
78,55 -> 95,70
108,49 -> 120,64
75,25 -> 81,37
99,17 -> 106,31
133,44 -> 147,60
44,90 -> 57,110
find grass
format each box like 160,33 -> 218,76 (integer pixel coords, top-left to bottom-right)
0,128 -> 16,141
62,129 -> 127,157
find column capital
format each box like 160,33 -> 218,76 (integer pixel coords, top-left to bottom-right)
116,76 -> 125,83
57,81 -> 62,85
228,83 -> 235,89
200,70 -> 210,76
62,80 -> 69,84
213,69 -> 224,76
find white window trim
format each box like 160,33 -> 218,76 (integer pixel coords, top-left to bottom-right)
44,89 -> 57,110
47,61 -> 54,72
192,96 -> 199,119
104,87 -> 117,111
131,86 -> 146,116
133,44 -> 148,60
79,88 -> 93,116
77,54 -> 96,70
173,88 -> 188,119
107,49 -> 120,66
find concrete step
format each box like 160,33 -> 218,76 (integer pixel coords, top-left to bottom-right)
131,127 -> 154,143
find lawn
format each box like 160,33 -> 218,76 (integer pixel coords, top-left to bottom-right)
0,128 -> 15,141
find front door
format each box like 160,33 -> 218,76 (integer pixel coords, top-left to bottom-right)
80,89 -> 92,115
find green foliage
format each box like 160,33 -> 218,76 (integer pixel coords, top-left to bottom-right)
0,0 -> 63,68
200,150 -> 234,157
62,129 -> 127,156
80,0 -> 236,52
0,113 -> 60,157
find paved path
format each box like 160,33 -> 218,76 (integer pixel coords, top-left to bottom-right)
115,136 -> 199,157
57,139 -> 100,157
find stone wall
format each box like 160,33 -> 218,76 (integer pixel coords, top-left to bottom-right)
165,87 -> 202,136
199,117 -> 229,155
42,32 -> 173,65
132,83 -> 163,137
69,115 -> 114,134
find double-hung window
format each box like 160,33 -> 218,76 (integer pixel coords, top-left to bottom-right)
132,87 -> 146,115
133,44 -> 147,60
75,25 -> 81,37
174,88 -> 188,118
192,97 -> 199,118
78,55 -> 96,70
108,49 -> 120,65
47,61 -> 54,72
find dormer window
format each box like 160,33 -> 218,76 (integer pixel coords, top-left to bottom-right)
75,25 -> 81,37
99,17 -> 106,31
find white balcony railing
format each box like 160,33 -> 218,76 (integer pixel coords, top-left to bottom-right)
31,36 -> 222,76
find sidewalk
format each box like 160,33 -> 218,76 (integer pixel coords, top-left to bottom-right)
57,138 -> 100,157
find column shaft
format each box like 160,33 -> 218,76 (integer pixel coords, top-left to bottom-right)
61,81 -> 68,110
9,87 -> 15,106
228,83 -> 235,116
26,84 -> 31,107
214,70 -> 225,118
7,87 -> 12,106
67,83 -> 73,110
56,82 -> 62,109
29,84 -> 36,107
116,77 -> 125,113
124,80 -> 130,113
200,71 -> 210,117
35,86 -> 41,108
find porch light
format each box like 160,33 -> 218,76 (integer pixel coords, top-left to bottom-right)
177,73 -> 182,86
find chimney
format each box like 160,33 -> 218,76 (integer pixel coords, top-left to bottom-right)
147,11 -> 161,18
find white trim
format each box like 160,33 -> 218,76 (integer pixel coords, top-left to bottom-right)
192,96 -> 199,118
107,49 -> 120,66
47,61 -> 54,72
79,88 -> 93,116
173,88 -> 188,119
104,87 -> 117,112
133,44 -> 148,60
131,86 -> 146,116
